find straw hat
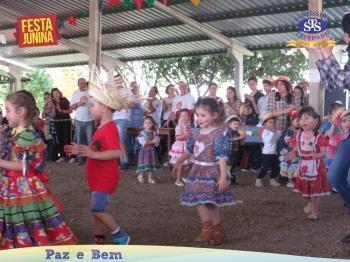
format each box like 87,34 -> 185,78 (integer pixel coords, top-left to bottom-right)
262,112 -> 276,124
89,66 -> 145,111
225,115 -> 241,124
273,75 -> 292,86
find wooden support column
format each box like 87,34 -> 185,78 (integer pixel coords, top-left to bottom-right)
89,0 -> 101,70
8,65 -> 22,92
308,0 -> 324,115
228,50 -> 244,99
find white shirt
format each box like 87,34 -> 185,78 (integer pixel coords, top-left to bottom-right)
112,87 -> 133,120
261,129 -> 281,154
257,91 -> 275,125
70,89 -> 94,122
172,93 -> 196,113
145,99 -> 162,127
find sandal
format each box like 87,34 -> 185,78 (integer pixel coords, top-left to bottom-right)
137,174 -> 144,184
303,206 -> 311,214
307,214 -> 318,220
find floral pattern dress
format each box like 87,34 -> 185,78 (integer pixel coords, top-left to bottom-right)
169,123 -> 191,165
181,128 -> 236,207
136,130 -> 161,173
292,130 -> 331,197
0,128 -> 76,249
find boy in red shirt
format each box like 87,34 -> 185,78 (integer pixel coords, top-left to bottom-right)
65,70 -> 130,245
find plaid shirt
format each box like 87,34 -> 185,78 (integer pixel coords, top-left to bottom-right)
267,93 -> 294,132
316,49 -> 350,92
129,103 -> 145,128
227,129 -> 241,155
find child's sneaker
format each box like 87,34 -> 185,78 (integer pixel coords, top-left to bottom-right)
286,181 -> 295,188
94,235 -> 106,245
148,176 -> 156,184
68,158 -> 76,163
175,179 -> 184,187
255,178 -> 264,187
112,229 -> 130,245
270,178 -> 281,187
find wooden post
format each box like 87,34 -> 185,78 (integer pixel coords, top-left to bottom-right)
8,65 -> 22,92
89,0 -> 101,70
308,0 -> 324,115
228,49 -> 244,100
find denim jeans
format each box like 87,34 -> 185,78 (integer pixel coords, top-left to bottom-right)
328,135 -> 350,208
74,120 -> 94,162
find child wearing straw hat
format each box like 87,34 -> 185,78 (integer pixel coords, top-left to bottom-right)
65,67 -> 130,245
255,112 -> 281,187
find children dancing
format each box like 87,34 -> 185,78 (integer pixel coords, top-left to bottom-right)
0,90 -> 76,248
173,97 -> 236,245
136,116 -> 161,184
65,68 -> 130,245
290,107 -> 331,220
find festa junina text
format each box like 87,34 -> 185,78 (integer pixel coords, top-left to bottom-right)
17,14 -> 58,47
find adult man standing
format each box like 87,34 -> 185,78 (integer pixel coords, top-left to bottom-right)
316,13 -> 350,242
70,77 -> 94,165
172,80 -> 196,119
245,76 -> 264,116
257,78 -> 275,125
113,75 -> 135,170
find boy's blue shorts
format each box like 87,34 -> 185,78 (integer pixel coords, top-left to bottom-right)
90,191 -> 111,213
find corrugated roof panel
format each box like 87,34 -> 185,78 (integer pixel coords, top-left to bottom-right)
17,53 -> 88,67
110,39 -> 223,57
0,44 -> 73,58
98,25 -> 200,46
172,0 -> 306,17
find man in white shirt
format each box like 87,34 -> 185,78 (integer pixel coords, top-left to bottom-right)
70,77 -> 94,165
113,75 -> 135,169
172,80 -> 196,119
257,78 -> 275,126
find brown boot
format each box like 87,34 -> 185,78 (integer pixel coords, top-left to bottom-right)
194,221 -> 213,242
212,223 -> 225,245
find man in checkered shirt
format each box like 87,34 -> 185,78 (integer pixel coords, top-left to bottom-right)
317,13 -> 350,243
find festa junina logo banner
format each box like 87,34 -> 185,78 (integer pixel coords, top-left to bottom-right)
287,11 -> 336,49
16,14 -> 58,48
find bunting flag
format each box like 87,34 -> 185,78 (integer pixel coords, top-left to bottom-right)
58,19 -> 65,29
162,0 -> 169,5
124,0 -> 131,8
12,32 -> 18,43
147,0 -> 155,7
107,0 -> 122,7
135,0 -> 143,9
67,16 -> 77,26
191,0 -> 201,6
78,10 -> 88,18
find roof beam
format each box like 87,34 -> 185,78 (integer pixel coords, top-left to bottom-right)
5,22 -> 343,60
1,0 -> 347,47
59,38 -> 125,67
152,1 -> 252,56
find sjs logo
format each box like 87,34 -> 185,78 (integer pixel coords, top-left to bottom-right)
298,18 -> 327,34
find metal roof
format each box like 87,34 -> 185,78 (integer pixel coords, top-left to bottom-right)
0,0 -> 349,68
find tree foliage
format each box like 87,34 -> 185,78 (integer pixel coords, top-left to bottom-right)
139,49 -> 308,96
23,69 -> 53,109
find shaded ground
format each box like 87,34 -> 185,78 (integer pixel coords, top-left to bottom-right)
47,162 -> 350,259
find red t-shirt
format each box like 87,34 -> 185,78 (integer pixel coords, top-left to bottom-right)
86,121 -> 120,194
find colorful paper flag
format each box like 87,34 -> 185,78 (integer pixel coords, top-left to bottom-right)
67,16 -> 77,26
78,10 -> 88,18
136,0 -> 143,9
162,0 -> 169,5
58,19 -> 65,29
147,0 -> 155,7
107,0 -> 121,7
124,0 -> 131,8
191,0 -> 201,6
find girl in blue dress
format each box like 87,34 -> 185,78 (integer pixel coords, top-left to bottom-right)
173,97 -> 237,245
